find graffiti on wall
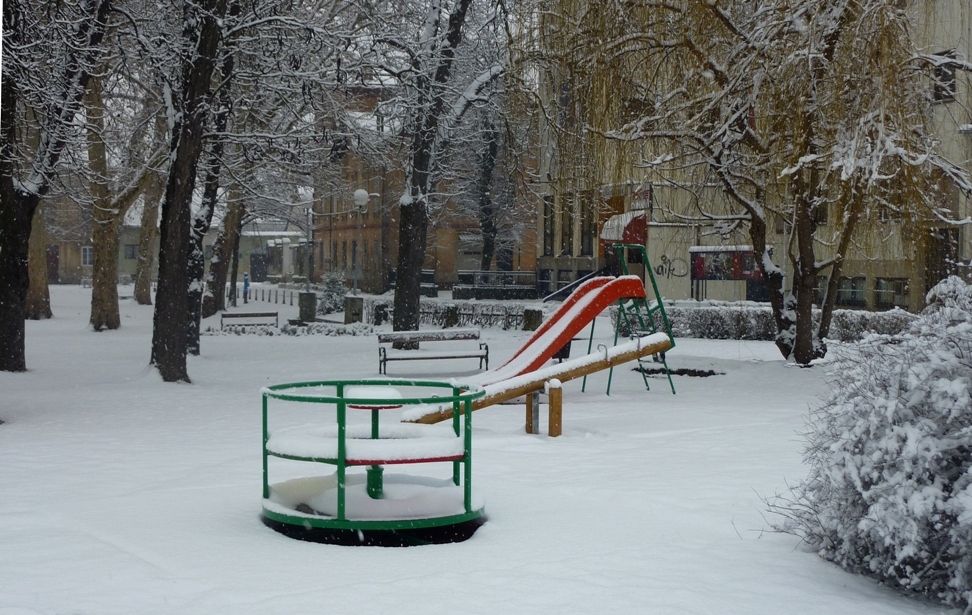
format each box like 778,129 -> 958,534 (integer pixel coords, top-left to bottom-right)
654,254 -> 689,279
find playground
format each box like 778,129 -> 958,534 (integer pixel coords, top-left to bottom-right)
0,285 -> 956,615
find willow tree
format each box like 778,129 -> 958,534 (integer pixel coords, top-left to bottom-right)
518,0 -> 970,364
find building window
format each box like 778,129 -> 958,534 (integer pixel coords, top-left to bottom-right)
538,269 -> 553,294
331,242 -> 338,271
875,277 -> 909,310
580,198 -> 595,257
81,246 -> 93,266
352,240 -> 358,269
774,213 -> 791,235
878,206 -> 903,223
814,203 -> 827,227
342,241 -> 347,269
813,276 -> 826,305
123,244 -> 138,260
204,245 -> 213,260
933,51 -> 956,102
543,195 -> 554,257
835,276 -> 866,307
560,197 -> 574,256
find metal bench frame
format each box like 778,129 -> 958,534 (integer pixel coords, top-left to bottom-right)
377,329 -> 488,374
221,311 -> 279,329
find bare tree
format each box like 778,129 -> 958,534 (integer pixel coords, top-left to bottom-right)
133,170 -> 164,305
362,0 -> 510,336
26,204 -> 53,319
0,0 -> 113,372
150,0 -> 230,381
84,74 -> 166,331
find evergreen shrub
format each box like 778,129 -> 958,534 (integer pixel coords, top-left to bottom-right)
772,276 -> 972,610
315,271 -> 347,316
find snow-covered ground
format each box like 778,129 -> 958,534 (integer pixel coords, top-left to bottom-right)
0,286 -> 958,615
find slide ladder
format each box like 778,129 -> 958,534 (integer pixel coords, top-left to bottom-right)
608,243 -> 676,395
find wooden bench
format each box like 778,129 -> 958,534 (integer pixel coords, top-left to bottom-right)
221,311 -> 279,329
377,329 -> 488,374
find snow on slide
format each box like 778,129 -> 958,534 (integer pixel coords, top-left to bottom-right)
475,275 -> 648,387
402,276 -> 655,422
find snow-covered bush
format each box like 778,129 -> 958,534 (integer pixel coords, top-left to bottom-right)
611,304 -> 914,342
281,322 -> 373,336
361,298 -> 529,329
316,271 -> 347,316
829,308 -> 917,342
772,276 -> 972,610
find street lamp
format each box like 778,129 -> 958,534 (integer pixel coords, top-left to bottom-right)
303,189 -> 375,296
351,189 -> 374,296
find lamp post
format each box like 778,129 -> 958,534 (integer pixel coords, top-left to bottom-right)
305,207 -> 314,293
352,189 -> 371,296
301,190 -> 374,303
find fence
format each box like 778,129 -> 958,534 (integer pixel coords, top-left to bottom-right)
225,285 -> 298,307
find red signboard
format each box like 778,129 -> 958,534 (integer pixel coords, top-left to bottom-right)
690,248 -> 763,281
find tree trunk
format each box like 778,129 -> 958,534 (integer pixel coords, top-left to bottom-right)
86,77 -> 122,331
745,213 -> 792,358
90,211 -> 122,331
133,171 -> 163,305
26,203 -> 52,319
0,190 -> 37,372
202,189 -> 244,317
188,29 -> 235,354
477,118 -> 499,271
151,0 -> 228,382
393,199 -> 430,345
228,220 -> 242,307
816,190 -> 863,341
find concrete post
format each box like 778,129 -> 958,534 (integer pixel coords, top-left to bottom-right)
298,291 -> 317,323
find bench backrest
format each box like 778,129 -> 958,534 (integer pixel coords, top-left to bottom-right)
221,312 -> 278,327
377,328 -> 480,343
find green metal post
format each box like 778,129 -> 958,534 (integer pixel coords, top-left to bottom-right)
581,318 -> 596,392
453,387 -> 461,486
606,299 -> 623,396
463,398 -> 472,513
262,394 -> 269,499
337,384 -> 346,521
367,466 -> 384,499
367,408 -> 383,498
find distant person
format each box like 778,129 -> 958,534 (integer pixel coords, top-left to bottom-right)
243,272 -> 249,304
